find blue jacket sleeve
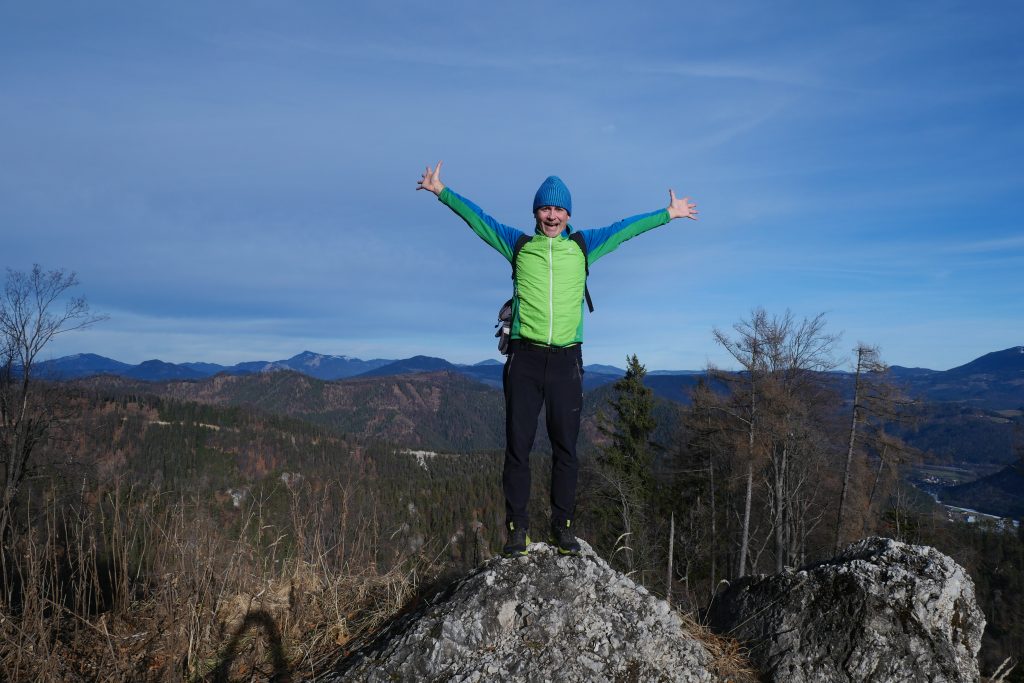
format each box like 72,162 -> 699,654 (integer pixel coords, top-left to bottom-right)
438,187 -> 525,262
580,209 -> 672,265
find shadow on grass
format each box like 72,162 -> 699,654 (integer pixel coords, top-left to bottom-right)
211,610 -> 290,682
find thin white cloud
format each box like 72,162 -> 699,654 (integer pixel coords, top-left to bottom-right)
937,235 -> 1024,254
631,60 -> 827,89
692,104 -> 788,151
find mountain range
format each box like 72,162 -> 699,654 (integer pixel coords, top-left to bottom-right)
37,350 -> 637,391
37,350 -> 394,381
888,346 -> 1024,409
38,345 -> 1024,409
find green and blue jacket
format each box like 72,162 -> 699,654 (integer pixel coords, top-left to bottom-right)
439,187 -> 671,347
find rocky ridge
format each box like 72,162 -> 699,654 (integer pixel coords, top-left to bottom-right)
329,539 -> 720,682
323,536 -> 985,682
708,536 -> 984,683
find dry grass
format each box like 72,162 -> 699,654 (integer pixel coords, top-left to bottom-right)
0,478 -> 758,682
983,656 -> 1017,683
0,480 -> 438,682
679,612 -> 760,683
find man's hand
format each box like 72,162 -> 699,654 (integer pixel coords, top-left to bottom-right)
667,189 -> 698,221
417,161 -> 445,196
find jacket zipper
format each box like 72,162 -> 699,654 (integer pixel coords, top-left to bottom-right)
547,237 -> 554,344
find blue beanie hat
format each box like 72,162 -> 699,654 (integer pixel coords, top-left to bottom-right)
533,176 -> 572,215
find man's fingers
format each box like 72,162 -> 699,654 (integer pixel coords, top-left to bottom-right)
669,188 -> 677,203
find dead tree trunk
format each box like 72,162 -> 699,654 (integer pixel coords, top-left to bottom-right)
737,365 -> 756,578
836,345 -> 868,553
666,511 -> 674,605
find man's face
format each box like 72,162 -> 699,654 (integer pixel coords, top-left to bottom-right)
535,205 -> 569,238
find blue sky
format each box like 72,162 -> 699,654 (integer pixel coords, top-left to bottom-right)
2,1 -> 1022,371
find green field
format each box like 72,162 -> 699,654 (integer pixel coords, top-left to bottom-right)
911,463 -> 1003,485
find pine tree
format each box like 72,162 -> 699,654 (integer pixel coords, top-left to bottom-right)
596,354 -> 658,575
601,355 -> 656,483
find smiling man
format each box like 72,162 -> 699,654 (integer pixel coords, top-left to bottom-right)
417,161 -> 697,557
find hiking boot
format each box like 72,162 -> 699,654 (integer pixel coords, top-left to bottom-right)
549,519 -> 581,555
502,521 -> 531,557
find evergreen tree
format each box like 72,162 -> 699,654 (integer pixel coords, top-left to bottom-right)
595,354 -> 659,577
600,355 -> 656,485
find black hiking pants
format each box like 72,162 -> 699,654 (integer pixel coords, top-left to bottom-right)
502,339 -> 584,531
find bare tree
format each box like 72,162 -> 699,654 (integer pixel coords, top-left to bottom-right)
679,379 -> 733,600
836,344 -> 881,551
834,344 -> 916,550
0,265 -> 104,542
711,309 -> 766,578
861,431 -> 919,537
760,311 -> 838,572
711,309 -> 839,576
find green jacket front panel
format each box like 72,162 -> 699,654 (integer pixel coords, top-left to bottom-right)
513,235 -> 588,345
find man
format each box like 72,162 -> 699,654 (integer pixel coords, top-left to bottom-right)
417,161 -> 697,556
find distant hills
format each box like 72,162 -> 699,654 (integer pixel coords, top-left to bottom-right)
39,351 -> 395,382
38,345 -> 1024,409
71,367 -> 687,455
73,369 -> 507,451
37,350 -> 641,391
889,346 -> 1024,410
37,353 -> 133,377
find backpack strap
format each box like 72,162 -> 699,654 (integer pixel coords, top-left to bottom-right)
569,231 -> 594,313
511,233 -> 531,284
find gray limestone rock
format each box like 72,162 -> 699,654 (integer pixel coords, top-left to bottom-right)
708,536 -> 984,683
327,539 -> 718,682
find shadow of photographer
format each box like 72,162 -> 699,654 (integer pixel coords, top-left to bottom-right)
210,609 -> 290,682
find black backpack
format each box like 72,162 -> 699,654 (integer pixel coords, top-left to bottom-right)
495,232 -> 593,355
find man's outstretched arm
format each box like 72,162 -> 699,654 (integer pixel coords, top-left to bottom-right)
416,161 -> 522,261
582,189 -> 699,264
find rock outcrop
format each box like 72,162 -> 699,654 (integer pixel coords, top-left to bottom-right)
708,536 -> 984,683
330,539 -> 720,682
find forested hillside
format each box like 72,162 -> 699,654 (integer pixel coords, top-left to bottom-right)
895,403 -> 1023,466
75,370 -> 507,451
74,370 -> 687,458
